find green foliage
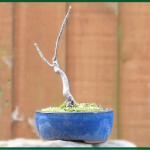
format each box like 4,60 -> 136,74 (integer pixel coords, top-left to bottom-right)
41,102 -> 108,112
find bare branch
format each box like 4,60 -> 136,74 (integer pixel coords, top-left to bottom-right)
53,6 -> 71,61
34,43 -> 54,67
34,6 -> 75,107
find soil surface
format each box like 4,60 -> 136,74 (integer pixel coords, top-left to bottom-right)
41,103 -> 108,112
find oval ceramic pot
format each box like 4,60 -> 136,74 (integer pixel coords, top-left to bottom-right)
35,110 -> 114,144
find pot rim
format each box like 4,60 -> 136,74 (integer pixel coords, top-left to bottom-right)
35,109 -> 114,114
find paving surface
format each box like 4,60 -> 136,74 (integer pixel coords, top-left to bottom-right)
0,138 -> 136,147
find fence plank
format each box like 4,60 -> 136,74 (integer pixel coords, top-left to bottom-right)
119,2 -> 150,146
12,2 -> 67,138
67,2 -> 117,139
0,3 -> 13,140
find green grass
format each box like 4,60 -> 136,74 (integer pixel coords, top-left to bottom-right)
41,102 -> 108,112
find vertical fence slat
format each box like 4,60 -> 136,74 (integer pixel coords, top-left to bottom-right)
119,2 -> 150,146
67,2 -> 117,139
12,2 -> 67,138
0,2 -> 13,140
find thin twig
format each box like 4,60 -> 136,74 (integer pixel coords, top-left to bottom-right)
53,6 -> 71,61
34,43 -> 54,67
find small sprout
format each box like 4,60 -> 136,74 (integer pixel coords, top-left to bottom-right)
59,103 -> 66,109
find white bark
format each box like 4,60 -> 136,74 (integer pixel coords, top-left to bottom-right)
35,6 -> 75,107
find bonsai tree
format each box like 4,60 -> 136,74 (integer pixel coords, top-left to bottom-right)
34,6 -> 106,112
34,6 -> 75,108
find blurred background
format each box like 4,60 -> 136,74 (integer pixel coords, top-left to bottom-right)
0,2 -> 150,147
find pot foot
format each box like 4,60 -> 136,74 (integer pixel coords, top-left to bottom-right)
84,140 -> 107,144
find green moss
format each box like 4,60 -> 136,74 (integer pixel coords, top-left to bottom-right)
41,102 -> 108,112
41,107 -> 65,112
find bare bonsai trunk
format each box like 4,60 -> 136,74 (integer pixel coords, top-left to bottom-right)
34,6 -> 75,107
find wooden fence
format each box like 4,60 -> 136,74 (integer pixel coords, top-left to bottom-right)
0,2 -> 150,147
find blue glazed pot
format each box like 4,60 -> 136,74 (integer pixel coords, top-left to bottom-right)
35,110 -> 114,143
